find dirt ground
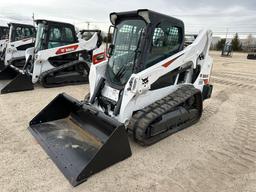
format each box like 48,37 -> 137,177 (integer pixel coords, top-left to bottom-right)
0,51 -> 256,192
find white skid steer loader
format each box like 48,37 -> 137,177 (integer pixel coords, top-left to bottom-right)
28,9 -> 213,186
221,42 -> 232,57
0,20 -> 102,94
0,23 -> 36,71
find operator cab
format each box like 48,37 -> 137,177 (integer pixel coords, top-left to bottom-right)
33,20 -> 79,68
34,20 -> 78,53
0,26 -> 9,40
91,10 -> 184,116
106,9 -> 184,88
8,23 -> 35,43
221,42 -> 232,57
3,23 -> 35,69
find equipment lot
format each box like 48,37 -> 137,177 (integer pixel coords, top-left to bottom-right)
1,51 -> 256,192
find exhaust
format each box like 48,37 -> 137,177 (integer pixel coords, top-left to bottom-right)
28,93 -> 132,186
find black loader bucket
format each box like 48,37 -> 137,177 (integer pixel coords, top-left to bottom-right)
28,93 -> 132,186
247,53 -> 256,60
0,66 -> 34,94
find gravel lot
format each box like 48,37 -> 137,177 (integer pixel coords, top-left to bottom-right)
1,51 -> 256,192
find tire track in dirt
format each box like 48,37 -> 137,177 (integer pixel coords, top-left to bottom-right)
212,64 -> 256,90
214,71 -> 256,79
201,88 -> 229,121
221,62 -> 242,67
162,93 -> 256,192
211,77 -> 256,90
212,73 -> 256,84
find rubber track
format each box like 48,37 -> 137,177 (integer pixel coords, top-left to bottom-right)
128,85 -> 202,146
39,60 -> 89,88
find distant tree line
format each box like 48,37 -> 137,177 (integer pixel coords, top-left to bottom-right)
215,33 -> 242,51
212,33 -> 256,52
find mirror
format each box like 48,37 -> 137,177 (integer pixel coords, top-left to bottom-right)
108,44 -> 115,57
106,25 -> 117,58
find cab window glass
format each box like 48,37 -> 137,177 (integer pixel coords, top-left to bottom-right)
13,26 -> 35,41
64,27 -> 75,42
146,22 -> 182,67
48,26 -> 76,49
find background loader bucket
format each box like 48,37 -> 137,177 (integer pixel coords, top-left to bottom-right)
28,93 -> 132,186
0,67 -> 34,94
247,53 -> 256,60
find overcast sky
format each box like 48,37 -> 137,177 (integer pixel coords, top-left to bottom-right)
0,0 -> 255,38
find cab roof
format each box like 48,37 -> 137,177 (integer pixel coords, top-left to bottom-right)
110,9 -> 184,29
0,26 -> 9,29
35,19 -> 75,28
8,22 -> 35,28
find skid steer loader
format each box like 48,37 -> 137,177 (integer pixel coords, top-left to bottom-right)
184,34 -> 197,47
0,20 -> 102,94
0,26 -> 9,54
28,9 -> 213,186
0,23 -> 36,71
221,42 -> 232,57
247,52 -> 256,60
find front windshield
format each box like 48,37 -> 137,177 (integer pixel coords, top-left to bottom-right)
35,23 -> 45,52
10,25 -> 35,42
107,19 -> 146,86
